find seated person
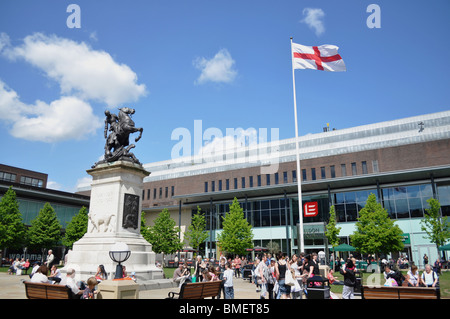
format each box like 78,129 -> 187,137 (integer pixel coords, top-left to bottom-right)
421,264 -> 439,287
81,277 -> 98,299
173,263 -> 191,287
48,264 -> 62,283
30,265 -> 50,283
60,268 -> 84,299
327,269 -> 344,285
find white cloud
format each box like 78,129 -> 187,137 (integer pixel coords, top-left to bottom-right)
0,32 -> 11,53
0,32 -> 147,142
2,32 -> 146,106
301,8 -> 325,36
193,49 -> 237,85
0,80 -> 102,142
46,180 -> 63,191
76,176 -> 92,190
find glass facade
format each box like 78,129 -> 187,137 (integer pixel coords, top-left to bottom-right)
334,189 -> 378,222
2,197 -> 86,227
193,181 -> 450,256
197,182 -> 448,232
382,184 -> 433,219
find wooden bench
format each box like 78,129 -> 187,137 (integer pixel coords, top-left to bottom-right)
24,281 -> 73,299
362,285 -> 440,299
167,280 -> 223,299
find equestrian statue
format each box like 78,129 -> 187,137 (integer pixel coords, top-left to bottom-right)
92,107 -> 143,168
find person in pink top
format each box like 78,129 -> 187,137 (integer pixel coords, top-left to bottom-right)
233,255 -> 241,278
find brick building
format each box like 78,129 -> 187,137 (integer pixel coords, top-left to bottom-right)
80,110 -> 450,266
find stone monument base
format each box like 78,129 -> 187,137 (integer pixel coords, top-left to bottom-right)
97,279 -> 140,299
64,234 -> 164,283
62,161 -> 164,283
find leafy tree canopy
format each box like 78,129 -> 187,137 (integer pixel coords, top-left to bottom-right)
0,187 -> 26,250
217,197 -> 253,256
62,206 -> 88,249
351,193 -> 404,257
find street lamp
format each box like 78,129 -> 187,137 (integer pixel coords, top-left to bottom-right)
109,242 -> 131,279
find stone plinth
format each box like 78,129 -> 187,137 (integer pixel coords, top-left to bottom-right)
63,161 -> 164,282
97,279 -> 139,299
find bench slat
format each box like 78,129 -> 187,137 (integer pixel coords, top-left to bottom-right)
24,282 -> 71,299
168,280 -> 222,299
362,285 -> 439,300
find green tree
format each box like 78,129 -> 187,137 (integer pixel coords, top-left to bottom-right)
266,240 -> 280,255
145,208 -> 183,263
216,197 -> 253,256
325,205 -> 341,249
0,187 -> 26,251
420,198 -> 449,256
184,206 -> 209,255
350,193 -> 404,259
28,202 -> 62,253
140,211 -> 152,241
62,206 -> 88,249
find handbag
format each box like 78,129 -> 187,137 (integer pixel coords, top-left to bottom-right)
273,281 -> 279,294
285,268 -> 295,286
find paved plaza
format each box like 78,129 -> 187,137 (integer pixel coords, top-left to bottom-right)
0,272 -> 348,299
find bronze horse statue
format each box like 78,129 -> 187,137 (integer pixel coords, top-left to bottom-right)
94,107 -> 143,167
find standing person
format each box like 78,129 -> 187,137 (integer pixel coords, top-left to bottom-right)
223,263 -> 234,299
194,255 -> 204,283
275,253 -> 291,299
233,255 -> 241,278
423,254 -> 429,268
421,264 -> 439,287
267,258 -> 277,299
45,250 -> 55,269
240,256 -> 247,278
217,258 -> 226,299
433,258 -> 442,275
340,259 -> 358,299
290,254 -> 303,299
257,255 -> 269,299
307,252 -> 320,278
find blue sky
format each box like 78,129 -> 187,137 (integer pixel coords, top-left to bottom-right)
0,0 -> 449,192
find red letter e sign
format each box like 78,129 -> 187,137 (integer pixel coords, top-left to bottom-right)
304,202 -> 318,217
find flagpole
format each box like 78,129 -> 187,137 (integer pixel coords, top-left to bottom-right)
290,37 -> 305,253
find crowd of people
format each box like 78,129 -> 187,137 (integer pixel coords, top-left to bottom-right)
4,247 -> 446,300
172,251 -> 446,299
173,252 -> 357,299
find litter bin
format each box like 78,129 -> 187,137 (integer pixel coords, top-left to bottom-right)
354,272 -> 362,296
306,276 -> 330,299
242,265 -> 253,281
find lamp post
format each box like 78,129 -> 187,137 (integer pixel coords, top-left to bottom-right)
109,242 -> 131,279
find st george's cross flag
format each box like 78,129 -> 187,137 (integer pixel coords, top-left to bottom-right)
292,42 -> 346,72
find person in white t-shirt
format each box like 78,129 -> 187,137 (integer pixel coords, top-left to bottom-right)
421,264 -> 438,287
30,265 -> 49,283
60,268 -> 84,299
223,263 -> 234,299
